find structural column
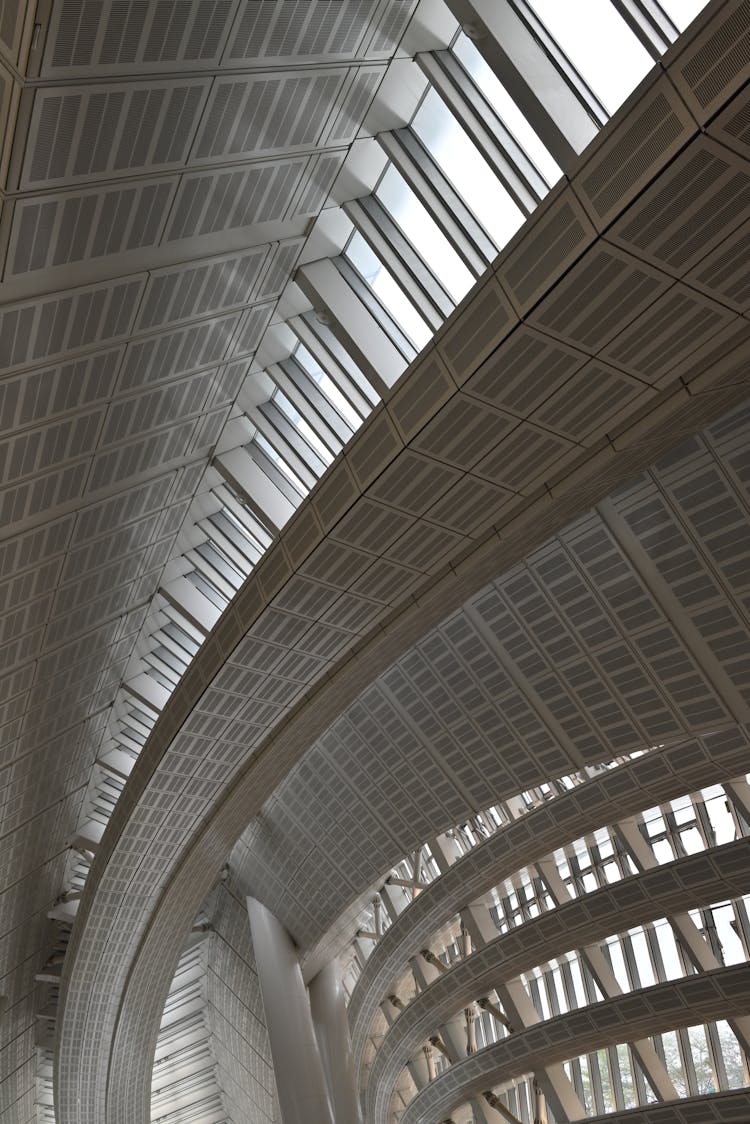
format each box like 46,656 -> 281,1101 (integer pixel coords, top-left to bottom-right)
309,961 -> 363,1124
247,897 -> 334,1124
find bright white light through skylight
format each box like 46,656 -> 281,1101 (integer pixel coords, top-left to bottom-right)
294,342 -> 361,429
412,89 -> 524,250
345,231 -> 432,351
527,0 -> 653,115
658,0 -> 707,30
453,35 -> 562,187
376,165 -> 474,302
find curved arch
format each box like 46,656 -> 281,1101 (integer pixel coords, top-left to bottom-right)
55,48 -> 750,1124
583,1090 -> 750,1123
399,964 -> 750,1124
366,838 -> 750,1122
348,728 -> 750,1067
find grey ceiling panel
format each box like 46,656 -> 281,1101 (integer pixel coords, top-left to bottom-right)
21,79 -> 211,189
191,70 -> 345,161
40,0 -> 237,77
6,178 -> 177,277
0,276 -> 146,374
135,248 -> 267,332
165,158 -> 307,241
0,349 -> 122,436
224,0 -> 376,64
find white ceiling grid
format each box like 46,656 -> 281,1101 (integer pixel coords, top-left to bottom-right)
0,1 -> 416,1122
51,5 -> 750,1119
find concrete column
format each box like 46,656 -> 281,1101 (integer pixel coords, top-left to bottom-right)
309,961 -> 363,1124
247,897 -> 334,1124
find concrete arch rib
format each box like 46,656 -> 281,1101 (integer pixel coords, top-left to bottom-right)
399,964 -> 750,1124
55,15 -> 750,1119
347,728 -> 750,1068
367,837 -> 750,1123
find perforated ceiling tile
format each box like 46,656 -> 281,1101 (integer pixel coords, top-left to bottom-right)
529,360 -> 652,445
473,423 -> 577,494
41,0 -> 236,76
410,394 -> 517,470
0,276 -> 146,374
686,226 -> 750,313
135,249 -> 267,332
437,278 -> 515,386
166,159 -> 307,242
462,326 -> 587,418
322,64 -> 385,144
0,348 -> 122,436
499,188 -> 595,313
425,474 -> 515,538
606,139 -> 750,285
668,0 -> 750,124
574,74 -> 697,230
20,79 -> 211,189
191,69 -> 345,161
6,177 -> 177,277
225,0 -> 376,63
528,245 -> 671,353
600,285 -> 736,386
366,449 -> 462,517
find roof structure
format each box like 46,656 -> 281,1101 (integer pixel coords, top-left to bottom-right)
1,1 -> 750,1123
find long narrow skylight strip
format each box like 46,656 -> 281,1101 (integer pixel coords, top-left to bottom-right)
344,231 -> 433,351
452,34 -> 561,186
375,165 -> 474,303
411,89 -> 525,250
525,0 -> 654,115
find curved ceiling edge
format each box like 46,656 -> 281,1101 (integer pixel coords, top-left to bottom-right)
56,108 -> 750,1124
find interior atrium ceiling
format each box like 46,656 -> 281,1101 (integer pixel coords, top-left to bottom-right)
1,1 -> 750,1123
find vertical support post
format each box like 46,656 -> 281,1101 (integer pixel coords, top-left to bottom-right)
309,961 -> 363,1124
247,897 -> 334,1124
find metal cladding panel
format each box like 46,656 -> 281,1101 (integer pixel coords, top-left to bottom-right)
20,78 -> 211,189
0,276 -> 146,374
6,177 -> 178,277
224,0 -> 376,63
40,0 -> 237,76
191,69 -> 345,161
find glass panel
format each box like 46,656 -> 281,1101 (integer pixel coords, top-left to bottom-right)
412,89 -> 524,249
376,165 -> 474,302
453,34 -> 561,185
253,433 -> 307,495
345,231 -> 432,350
658,0 -> 708,31
294,342 -> 362,429
526,0 -> 653,115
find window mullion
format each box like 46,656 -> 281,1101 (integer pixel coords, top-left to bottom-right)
378,129 -> 492,274
292,313 -> 379,412
334,255 -> 417,364
276,357 -> 353,448
295,257 -> 408,393
345,196 -> 453,328
245,440 -> 305,507
610,0 -> 678,58
440,0 -> 599,166
417,50 -> 544,215
251,402 -> 325,487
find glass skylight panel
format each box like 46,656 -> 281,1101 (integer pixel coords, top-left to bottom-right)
375,165 -> 474,302
273,389 -> 335,466
253,432 -> 307,496
658,0 -> 707,30
526,0 -> 653,115
452,34 -> 561,186
344,231 -> 432,350
412,89 -> 524,250
294,342 -> 363,430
